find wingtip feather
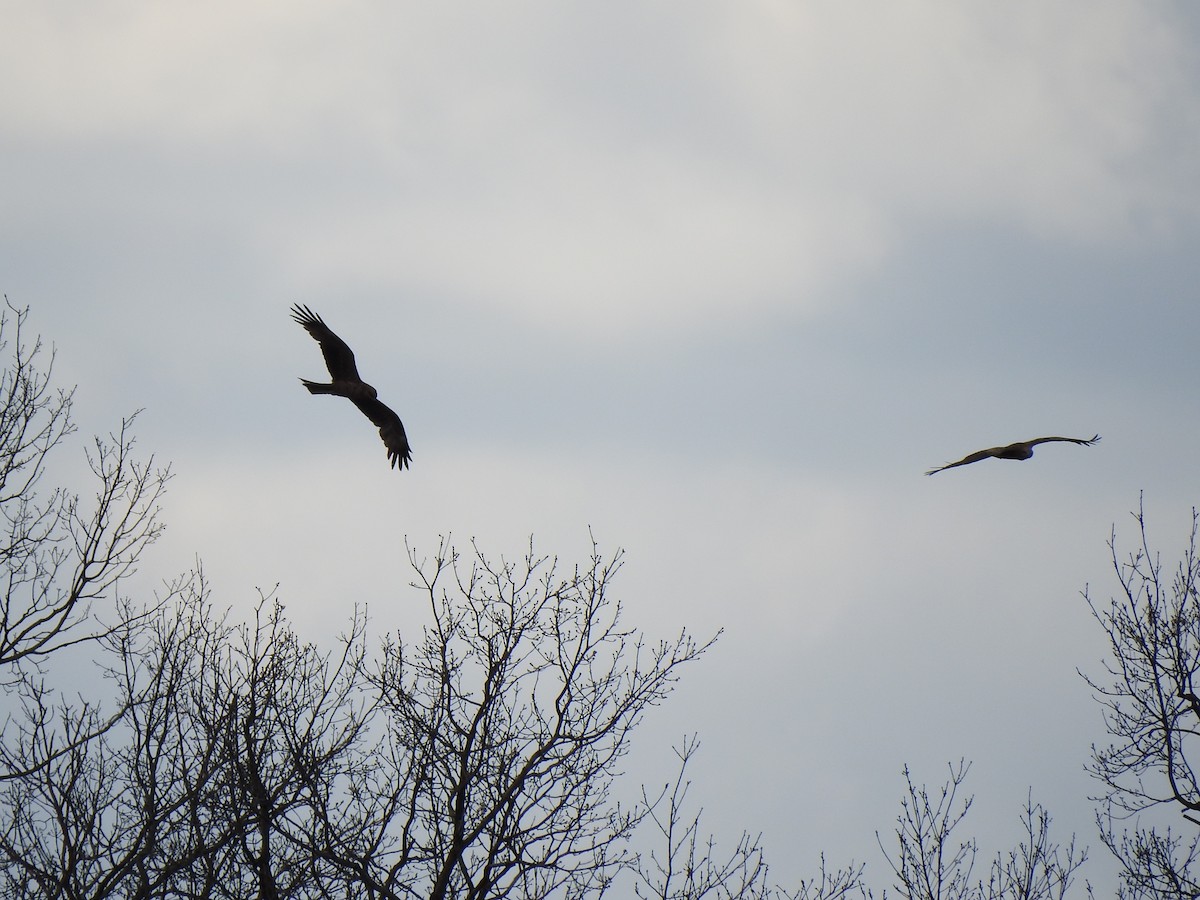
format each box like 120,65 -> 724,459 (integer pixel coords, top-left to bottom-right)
290,303 -> 324,328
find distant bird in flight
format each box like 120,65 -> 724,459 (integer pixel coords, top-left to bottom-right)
291,304 -> 412,470
925,434 -> 1100,476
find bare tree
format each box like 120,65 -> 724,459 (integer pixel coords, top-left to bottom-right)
0,573 -> 374,899
876,762 -> 1085,900
0,534 -> 738,900
0,300 -> 169,675
878,762 -> 979,900
310,537 -> 720,900
1083,498 -> 1200,898
633,735 -> 864,900
635,735 -> 774,900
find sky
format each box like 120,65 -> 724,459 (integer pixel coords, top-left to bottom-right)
3,1 -> 1200,890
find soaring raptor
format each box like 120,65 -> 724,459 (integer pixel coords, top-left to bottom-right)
291,304 -> 412,470
925,434 -> 1099,476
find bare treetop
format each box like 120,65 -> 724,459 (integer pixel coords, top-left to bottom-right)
0,300 -> 169,678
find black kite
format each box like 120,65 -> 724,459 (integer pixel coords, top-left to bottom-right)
925,434 -> 1099,476
291,304 -> 412,470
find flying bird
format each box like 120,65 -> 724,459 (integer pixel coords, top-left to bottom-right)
925,434 -> 1100,476
291,304 -> 412,470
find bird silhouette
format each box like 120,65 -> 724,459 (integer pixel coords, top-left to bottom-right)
291,304 -> 412,470
925,434 -> 1099,475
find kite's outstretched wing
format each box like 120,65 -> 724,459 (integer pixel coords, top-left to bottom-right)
291,304 -> 363,383
926,434 -> 1100,476
1026,434 -> 1101,449
352,397 -> 412,470
924,448 -> 1000,475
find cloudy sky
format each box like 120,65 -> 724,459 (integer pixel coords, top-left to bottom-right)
3,1 -> 1200,888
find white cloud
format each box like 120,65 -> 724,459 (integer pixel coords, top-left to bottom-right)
704,3 -> 1197,238
4,2 -> 1194,343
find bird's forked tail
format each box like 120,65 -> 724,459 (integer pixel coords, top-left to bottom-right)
300,379 -> 338,395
